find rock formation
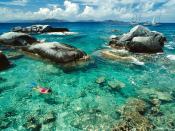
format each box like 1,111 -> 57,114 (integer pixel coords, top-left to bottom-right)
109,25 -> 166,53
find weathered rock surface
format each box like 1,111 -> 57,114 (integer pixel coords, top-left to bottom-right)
12,25 -> 69,34
23,42 -> 89,63
0,31 -> 89,65
0,32 -> 37,46
0,52 -> 10,70
109,25 -> 166,53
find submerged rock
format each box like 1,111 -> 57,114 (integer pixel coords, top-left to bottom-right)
108,80 -> 125,90
12,25 -> 69,34
101,49 -> 144,65
23,42 -> 89,63
96,76 -> 106,84
124,98 -> 147,114
0,52 -> 10,70
6,52 -> 23,60
5,109 -> 17,117
109,25 -> 166,53
0,117 -> 11,129
0,32 -> 37,46
113,98 -> 153,131
139,88 -> 173,102
23,116 -> 41,130
42,112 -> 56,124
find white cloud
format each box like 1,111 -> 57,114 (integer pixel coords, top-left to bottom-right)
0,0 -> 174,22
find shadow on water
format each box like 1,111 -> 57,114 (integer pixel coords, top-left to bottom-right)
61,61 -> 97,73
0,83 -> 19,95
0,77 -> 7,83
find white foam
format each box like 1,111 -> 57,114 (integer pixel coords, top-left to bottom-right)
167,55 -> 175,60
46,32 -> 78,35
40,39 -> 46,42
156,52 -> 164,55
110,35 -> 117,39
165,44 -> 174,50
0,32 -> 29,39
131,57 -> 145,65
111,49 -> 129,54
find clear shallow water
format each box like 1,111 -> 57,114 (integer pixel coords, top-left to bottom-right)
0,22 -> 175,130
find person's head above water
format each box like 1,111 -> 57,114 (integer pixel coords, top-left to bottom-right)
47,88 -> 52,93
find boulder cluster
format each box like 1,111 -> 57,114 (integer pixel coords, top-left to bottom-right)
0,32 -> 37,46
12,25 -> 69,34
0,25 -> 89,71
109,25 -> 166,53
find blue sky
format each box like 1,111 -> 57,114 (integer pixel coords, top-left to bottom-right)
0,0 -> 175,22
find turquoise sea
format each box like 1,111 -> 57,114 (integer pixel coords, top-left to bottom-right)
0,22 -> 175,130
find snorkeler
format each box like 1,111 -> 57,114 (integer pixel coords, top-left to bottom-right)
33,86 -> 52,94
30,83 -> 52,94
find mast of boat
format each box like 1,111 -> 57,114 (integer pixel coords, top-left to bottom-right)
152,16 -> 156,26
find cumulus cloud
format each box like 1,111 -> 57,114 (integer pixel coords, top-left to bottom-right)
0,0 -> 174,22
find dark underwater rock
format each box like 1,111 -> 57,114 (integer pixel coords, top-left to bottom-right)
12,25 -> 69,34
5,109 -> 17,117
0,32 -> 37,47
23,42 -> 89,63
109,25 -> 166,53
42,112 -> 56,124
0,52 -> 10,70
0,117 -> 11,129
23,116 -> 42,131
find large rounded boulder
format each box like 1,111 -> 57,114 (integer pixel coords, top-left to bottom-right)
12,25 -> 69,34
0,52 -> 10,70
0,32 -> 37,47
109,25 -> 166,53
23,42 -> 89,63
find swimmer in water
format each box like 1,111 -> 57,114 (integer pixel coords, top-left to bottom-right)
33,86 -> 52,94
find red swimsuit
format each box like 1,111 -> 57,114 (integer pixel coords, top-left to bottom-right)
40,88 -> 49,94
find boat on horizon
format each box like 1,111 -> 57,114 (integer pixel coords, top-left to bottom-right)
151,16 -> 160,26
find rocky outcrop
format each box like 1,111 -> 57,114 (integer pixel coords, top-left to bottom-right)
12,25 -> 69,34
0,52 -> 10,70
109,25 -> 166,53
0,30 -> 89,65
0,32 -> 37,46
23,42 -> 89,63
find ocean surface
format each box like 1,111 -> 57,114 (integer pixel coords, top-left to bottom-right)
0,22 -> 175,130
